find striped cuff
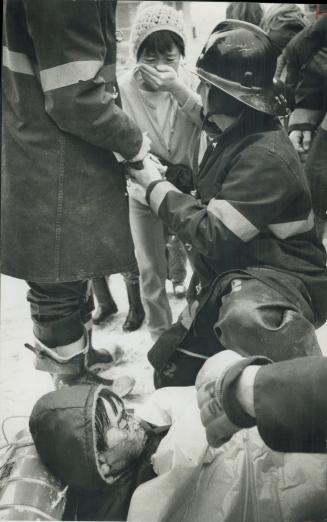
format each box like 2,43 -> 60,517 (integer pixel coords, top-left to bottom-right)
146,180 -> 181,214
145,180 -> 166,205
221,356 -> 272,428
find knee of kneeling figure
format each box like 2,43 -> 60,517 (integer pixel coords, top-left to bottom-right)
280,310 -> 321,357
216,298 -> 259,353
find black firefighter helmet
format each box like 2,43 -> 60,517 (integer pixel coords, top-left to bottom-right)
195,19 -> 287,116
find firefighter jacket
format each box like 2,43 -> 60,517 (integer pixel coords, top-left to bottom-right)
146,109 -> 327,325
2,0 -> 143,282
254,355 -> 327,453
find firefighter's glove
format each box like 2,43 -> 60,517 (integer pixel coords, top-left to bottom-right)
289,130 -> 312,153
129,155 -> 162,188
195,351 -> 271,447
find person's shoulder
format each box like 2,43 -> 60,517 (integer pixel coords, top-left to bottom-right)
239,127 -> 301,173
284,23 -> 313,58
254,128 -> 298,158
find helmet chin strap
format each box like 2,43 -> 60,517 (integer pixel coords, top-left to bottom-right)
203,108 -> 244,136
201,112 -> 222,136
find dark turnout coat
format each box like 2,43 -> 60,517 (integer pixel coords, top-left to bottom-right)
2,0 -> 142,282
254,356 -> 327,453
147,111 -> 327,324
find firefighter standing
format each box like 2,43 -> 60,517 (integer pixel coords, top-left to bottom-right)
2,0 -> 150,392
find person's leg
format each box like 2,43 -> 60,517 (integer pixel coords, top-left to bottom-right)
26,281 -> 134,395
92,277 -> 118,325
27,280 -> 89,354
129,197 -> 172,341
166,233 -> 188,298
215,277 -> 322,361
121,269 -> 145,332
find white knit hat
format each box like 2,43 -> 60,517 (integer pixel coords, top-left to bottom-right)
130,2 -> 186,57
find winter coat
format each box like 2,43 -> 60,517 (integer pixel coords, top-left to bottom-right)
286,16 -> 327,132
147,109 -> 327,325
284,18 -> 327,99
254,355 -> 327,453
2,0 -> 143,282
29,384 -> 165,521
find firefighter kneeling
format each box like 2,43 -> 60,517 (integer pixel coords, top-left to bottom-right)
129,20 -> 327,387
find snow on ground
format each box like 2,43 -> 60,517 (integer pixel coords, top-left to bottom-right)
0,274 -> 187,442
1,272 -> 327,443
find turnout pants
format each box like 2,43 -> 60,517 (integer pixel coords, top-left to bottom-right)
27,280 -> 94,348
149,271 -> 322,388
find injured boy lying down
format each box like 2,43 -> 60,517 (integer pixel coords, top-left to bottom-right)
29,380 -> 327,522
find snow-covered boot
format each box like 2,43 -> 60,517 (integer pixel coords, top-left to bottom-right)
25,330 -> 135,397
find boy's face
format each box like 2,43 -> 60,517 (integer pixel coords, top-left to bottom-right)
98,405 -> 148,480
138,43 -> 181,73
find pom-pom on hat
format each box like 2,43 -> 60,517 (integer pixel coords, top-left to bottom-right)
130,1 -> 186,57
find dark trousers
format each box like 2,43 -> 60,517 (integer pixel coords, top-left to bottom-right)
27,281 -> 94,348
152,274 -> 321,388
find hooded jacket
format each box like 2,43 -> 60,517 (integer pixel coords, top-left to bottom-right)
2,0 -> 142,282
29,385 -> 164,521
29,385 -> 115,493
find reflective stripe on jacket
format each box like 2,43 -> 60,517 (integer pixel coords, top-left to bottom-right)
2,0 -> 142,281
147,110 -> 327,324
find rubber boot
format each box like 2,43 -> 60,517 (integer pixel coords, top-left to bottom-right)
92,277 -> 118,325
25,331 -> 135,398
82,325 -> 135,397
122,281 -> 145,332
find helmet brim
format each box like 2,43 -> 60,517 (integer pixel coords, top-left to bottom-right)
193,67 -> 287,116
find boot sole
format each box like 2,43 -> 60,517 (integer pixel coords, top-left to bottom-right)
35,354 -> 83,375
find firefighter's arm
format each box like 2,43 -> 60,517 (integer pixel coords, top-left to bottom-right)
197,353 -> 327,453
134,146 -> 300,259
253,356 -> 327,453
288,48 -> 326,146
24,0 -> 143,160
